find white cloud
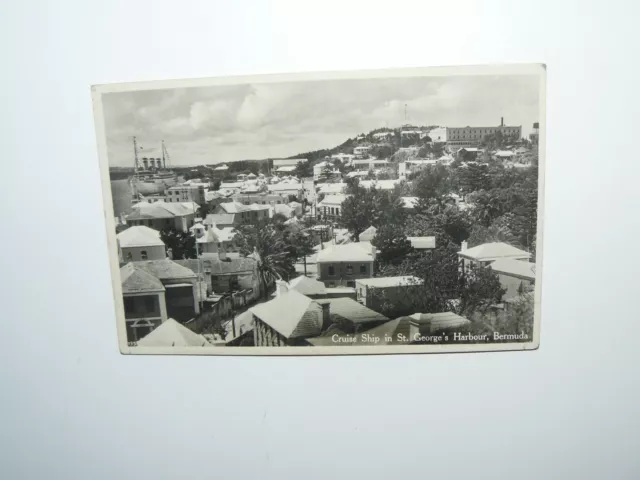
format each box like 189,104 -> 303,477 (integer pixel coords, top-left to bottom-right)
103,74 -> 540,166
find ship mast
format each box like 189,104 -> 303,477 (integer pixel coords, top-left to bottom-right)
162,140 -> 171,169
133,136 -> 139,173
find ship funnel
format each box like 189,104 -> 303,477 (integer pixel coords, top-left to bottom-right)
142,158 -> 149,170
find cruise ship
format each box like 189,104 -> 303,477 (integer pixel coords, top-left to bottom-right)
130,137 -> 178,195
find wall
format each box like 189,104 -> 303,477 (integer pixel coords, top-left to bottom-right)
121,245 -> 166,261
357,283 -> 425,317
317,261 -> 373,287
232,193 -> 286,205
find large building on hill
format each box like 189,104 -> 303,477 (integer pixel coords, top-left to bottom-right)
446,118 -> 522,149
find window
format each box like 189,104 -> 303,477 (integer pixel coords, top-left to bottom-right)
359,264 -> 367,274
328,265 -> 335,276
346,265 -> 353,275
140,250 -> 148,260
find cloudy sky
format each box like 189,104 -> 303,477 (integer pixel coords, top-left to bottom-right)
102,74 -> 540,167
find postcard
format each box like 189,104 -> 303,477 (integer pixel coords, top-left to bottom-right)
92,63 -> 546,355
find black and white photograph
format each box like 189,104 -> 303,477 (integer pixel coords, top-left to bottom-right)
92,64 -> 546,354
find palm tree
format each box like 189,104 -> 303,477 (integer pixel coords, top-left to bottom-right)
236,223 -> 292,300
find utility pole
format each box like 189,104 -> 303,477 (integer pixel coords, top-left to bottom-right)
194,230 -> 204,311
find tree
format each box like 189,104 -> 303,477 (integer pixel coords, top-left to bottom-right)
197,202 -> 214,219
282,227 -> 315,276
458,263 -> 506,317
413,164 -> 450,207
377,243 -> 505,320
319,163 -> 335,182
376,169 -> 393,180
493,292 -> 535,340
234,223 -> 293,300
371,225 -> 413,266
340,184 -> 406,241
160,228 -> 196,260
417,144 -> 432,158
457,163 -> 491,194
370,144 -> 395,159
431,142 -> 445,158
294,161 -> 313,179
466,219 -> 519,247
406,204 -> 472,246
377,243 -> 462,314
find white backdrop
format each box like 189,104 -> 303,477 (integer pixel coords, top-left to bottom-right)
2,1 -> 639,479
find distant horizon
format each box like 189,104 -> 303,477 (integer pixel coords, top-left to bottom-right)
108,119 -> 531,170
103,74 -> 540,167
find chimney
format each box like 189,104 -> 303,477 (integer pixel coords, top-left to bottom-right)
501,117 -> 504,127
461,241 -> 468,252
320,302 -> 331,331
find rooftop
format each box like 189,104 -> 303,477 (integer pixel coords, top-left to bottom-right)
127,201 -> 197,220
250,290 -> 322,339
409,311 -> 471,332
204,213 -> 236,226
220,182 -> 243,189
325,297 -> 389,325
359,180 -> 398,190
356,276 -> 422,288
120,263 -> 165,293
495,150 -> 515,157
317,183 -> 347,194
489,259 -> 536,280
316,242 -> 374,263
317,194 -> 348,208
288,275 -> 327,295
216,202 -> 271,214
407,236 -> 436,249
276,165 -> 297,172
459,242 -> 532,261
132,258 -> 198,280
274,204 -> 293,216
208,257 -> 256,275
136,319 -> 211,347
401,197 -> 419,209
267,183 -> 302,191
117,226 -> 164,248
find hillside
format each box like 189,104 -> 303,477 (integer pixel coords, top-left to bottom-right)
287,124 -> 441,165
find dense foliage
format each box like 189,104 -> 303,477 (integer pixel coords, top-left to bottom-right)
160,228 -> 196,260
